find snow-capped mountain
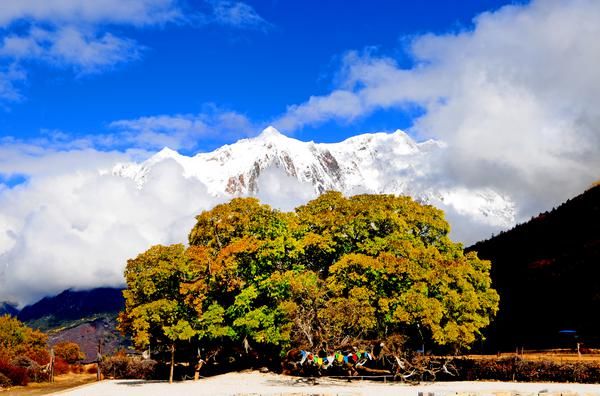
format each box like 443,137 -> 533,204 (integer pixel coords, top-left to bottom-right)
112,126 -> 515,228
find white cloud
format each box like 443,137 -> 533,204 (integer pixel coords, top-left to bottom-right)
0,143 -> 313,306
109,107 -> 259,150
0,139 -> 135,177
274,0 -> 600,220
0,145 -> 221,305
0,106 -> 259,154
0,1 -> 182,74
255,167 -> 316,211
0,64 -> 25,103
209,0 -> 271,30
0,26 -> 141,74
0,0 -> 179,99
276,90 -> 365,132
0,0 -> 182,27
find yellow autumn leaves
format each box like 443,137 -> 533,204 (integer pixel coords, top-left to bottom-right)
119,192 -> 499,359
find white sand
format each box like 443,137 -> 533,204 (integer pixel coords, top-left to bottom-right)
58,371 -> 600,396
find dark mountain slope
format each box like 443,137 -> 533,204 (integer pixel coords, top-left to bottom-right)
0,302 -> 19,317
18,287 -> 124,327
17,287 -> 127,360
469,184 -> 600,350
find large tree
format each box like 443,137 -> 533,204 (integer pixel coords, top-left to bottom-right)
120,193 -> 499,380
184,193 -> 498,351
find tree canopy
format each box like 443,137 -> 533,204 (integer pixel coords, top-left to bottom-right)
0,315 -> 49,370
119,193 -> 499,378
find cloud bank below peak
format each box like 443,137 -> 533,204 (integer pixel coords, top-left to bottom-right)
0,137 -> 322,305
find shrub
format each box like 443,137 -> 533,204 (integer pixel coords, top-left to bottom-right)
451,357 -> 600,384
100,355 -> 157,379
128,359 -> 157,379
100,355 -> 128,379
0,373 -> 12,388
53,358 -> 70,375
0,372 -> 11,388
54,342 -> 85,364
0,359 -> 29,387
10,355 -> 47,383
25,349 -> 50,366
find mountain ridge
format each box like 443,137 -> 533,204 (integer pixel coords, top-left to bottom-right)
111,126 -> 515,230
18,287 -> 125,328
14,287 -> 127,362
0,302 -> 18,317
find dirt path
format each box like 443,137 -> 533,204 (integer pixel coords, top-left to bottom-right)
1,373 -> 96,396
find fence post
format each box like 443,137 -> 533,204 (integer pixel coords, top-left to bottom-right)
49,348 -> 55,383
96,339 -> 102,381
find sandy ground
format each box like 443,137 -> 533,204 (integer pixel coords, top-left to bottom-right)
57,371 -> 600,396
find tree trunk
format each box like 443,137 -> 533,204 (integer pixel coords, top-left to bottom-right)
96,340 -> 102,381
194,359 -> 204,381
50,348 -> 55,383
169,344 -> 175,384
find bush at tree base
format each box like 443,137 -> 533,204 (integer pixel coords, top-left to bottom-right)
0,359 -> 29,387
53,358 -> 70,375
279,349 -> 600,384
452,357 -> 600,383
0,372 -> 11,388
100,355 -> 157,379
10,355 -> 49,382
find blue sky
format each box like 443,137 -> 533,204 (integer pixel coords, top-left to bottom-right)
0,0 -> 521,152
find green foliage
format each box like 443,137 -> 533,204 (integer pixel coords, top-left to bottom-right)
0,315 -> 48,362
119,244 -> 198,350
198,303 -> 234,339
120,193 -> 499,373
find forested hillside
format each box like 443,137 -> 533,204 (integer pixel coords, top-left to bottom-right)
470,184 -> 600,350
19,288 -> 124,330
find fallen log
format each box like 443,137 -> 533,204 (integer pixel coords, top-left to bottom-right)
355,365 -> 392,375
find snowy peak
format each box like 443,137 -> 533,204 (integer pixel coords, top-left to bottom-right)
149,147 -> 184,166
255,126 -> 286,140
111,129 -> 516,229
155,146 -> 180,159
